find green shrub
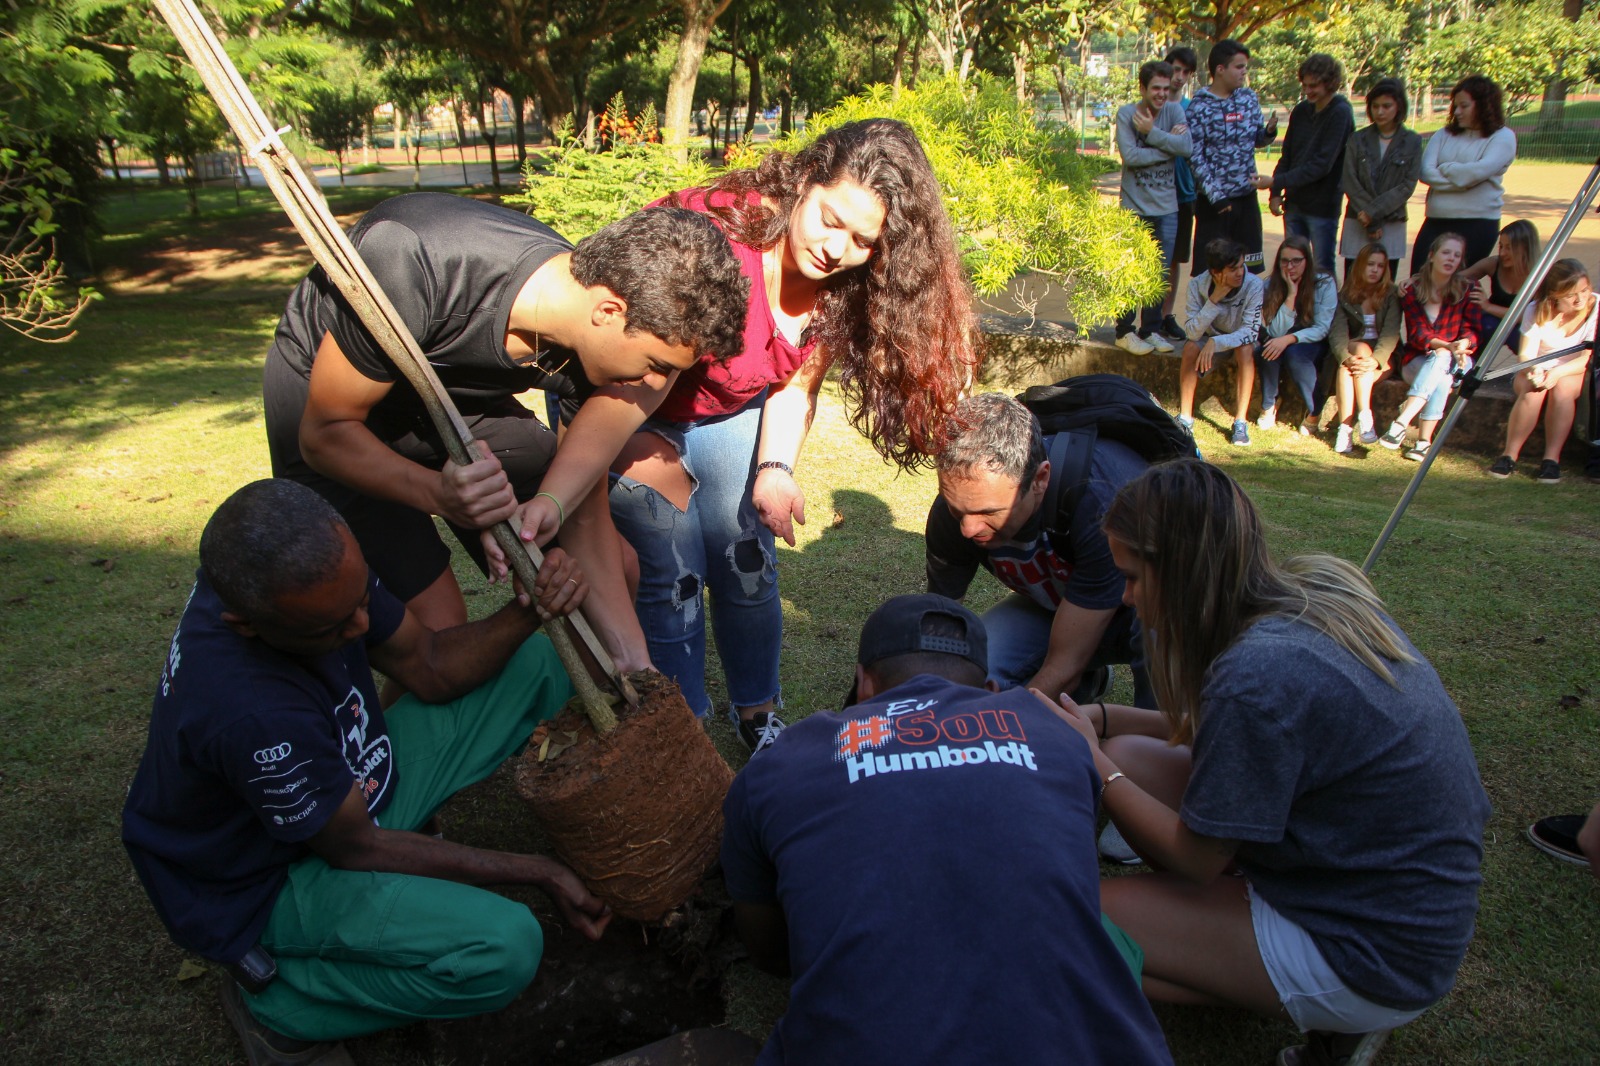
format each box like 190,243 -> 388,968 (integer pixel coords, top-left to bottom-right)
509,78 -> 1161,325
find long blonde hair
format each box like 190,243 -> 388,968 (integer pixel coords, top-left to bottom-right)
1534,258 -> 1594,326
1102,460 -> 1418,744
1409,232 -> 1470,307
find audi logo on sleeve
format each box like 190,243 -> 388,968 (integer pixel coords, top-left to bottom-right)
255,743 -> 293,764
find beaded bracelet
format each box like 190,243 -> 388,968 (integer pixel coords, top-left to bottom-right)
756,460 -> 794,476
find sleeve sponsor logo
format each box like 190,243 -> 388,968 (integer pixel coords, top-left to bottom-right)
334,687 -> 393,812
254,743 -> 293,764
272,798 -> 320,826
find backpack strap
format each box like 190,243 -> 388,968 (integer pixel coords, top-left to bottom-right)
1040,428 -> 1098,536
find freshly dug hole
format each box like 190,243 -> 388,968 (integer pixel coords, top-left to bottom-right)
514,670 -> 733,921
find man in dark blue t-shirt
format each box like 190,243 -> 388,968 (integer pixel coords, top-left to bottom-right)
122,479 -> 611,1064
720,594 -> 1172,1066
925,393 -> 1153,707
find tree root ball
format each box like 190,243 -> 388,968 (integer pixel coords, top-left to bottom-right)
513,671 -> 733,922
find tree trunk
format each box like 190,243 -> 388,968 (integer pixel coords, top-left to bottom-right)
891,24 -> 908,93
664,0 -> 734,160
336,148 -> 346,187
409,113 -> 423,189
154,147 -> 172,187
1013,42 -> 1028,108
512,89 -> 528,163
744,53 -> 761,137
1537,0 -> 1583,130
182,152 -> 200,216
362,118 -> 373,165
1052,64 -> 1072,125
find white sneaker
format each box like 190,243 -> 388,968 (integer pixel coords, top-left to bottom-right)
1098,822 -> 1143,865
1334,424 -> 1353,454
1115,332 -> 1155,355
1357,409 -> 1374,437
1256,406 -> 1277,430
1144,332 -> 1174,354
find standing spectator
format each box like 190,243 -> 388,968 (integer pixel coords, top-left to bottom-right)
1267,54 -> 1356,277
1189,39 -> 1278,274
1460,219 -> 1540,361
1178,238 -> 1267,445
1255,236 -> 1338,436
1327,243 -> 1402,454
1160,46 -> 1201,341
1412,75 -> 1517,272
1488,259 -> 1598,482
1379,232 -> 1481,460
1340,78 -> 1422,280
1115,60 -> 1193,356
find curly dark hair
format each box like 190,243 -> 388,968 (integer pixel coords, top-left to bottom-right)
200,479 -> 349,618
1447,75 -> 1505,136
571,207 -> 750,364
675,118 -> 978,470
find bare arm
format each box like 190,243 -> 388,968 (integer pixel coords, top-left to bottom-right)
300,332 -> 514,529
752,353 -> 827,546
1028,602 -> 1116,702
368,547 -> 585,705
1035,689 -> 1240,882
309,785 -> 611,939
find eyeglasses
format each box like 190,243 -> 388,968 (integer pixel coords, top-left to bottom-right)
1279,256 -> 1307,266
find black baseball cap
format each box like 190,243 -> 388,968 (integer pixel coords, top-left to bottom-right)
845,594 -> 988,705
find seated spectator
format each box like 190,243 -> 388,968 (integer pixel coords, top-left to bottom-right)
1266,53 -> 1355,277
1254,236 -> 1337,437
1178,238 -> 1267,446
1379,232 -> 1481,461
122,480 -> 611,1063
1339,77 -> 1422,281
1048,459 -> 1490,1066
926,392 -> 1153,707
1327,243 -> 1402,454
721,594 -> 1174,1065
1459,219 -> 1539,359
1115,59 -> 1192,356
1488,258 -> 1598,483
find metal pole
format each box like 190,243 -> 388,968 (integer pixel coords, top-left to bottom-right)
1363,156 -> 1600,575
150,0 -> 633,727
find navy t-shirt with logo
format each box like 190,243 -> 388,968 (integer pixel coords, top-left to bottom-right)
122,569 -> 405,963
721,675 -> 1172,1065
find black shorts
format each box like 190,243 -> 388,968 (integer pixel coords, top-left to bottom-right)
1193,191 -> 1265,273
266,379 -> 557,602
1174,200 -> 1196,264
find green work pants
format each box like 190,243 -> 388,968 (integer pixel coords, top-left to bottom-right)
243,634 -> 574,1041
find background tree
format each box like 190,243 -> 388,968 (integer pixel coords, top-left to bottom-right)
304,84 -> 376,185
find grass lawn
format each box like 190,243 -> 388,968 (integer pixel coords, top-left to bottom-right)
2,189 -> 1598,1063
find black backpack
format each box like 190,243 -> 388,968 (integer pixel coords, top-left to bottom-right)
1015,373 -> 1198,532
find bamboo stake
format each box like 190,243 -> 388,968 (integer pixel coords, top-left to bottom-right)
151,0 -> 634,729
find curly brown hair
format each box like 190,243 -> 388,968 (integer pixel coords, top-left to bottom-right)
678,119 -> 978,470
1447,75 -> 1505,136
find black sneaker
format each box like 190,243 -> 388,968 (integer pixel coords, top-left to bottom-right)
1536,459 -> 1562,483
1160,314 -> 1186,341
732,710 -> 786,754
220,979 -> 354,1066
1528,815 -> 1591,865
1487,455 -> 1515,479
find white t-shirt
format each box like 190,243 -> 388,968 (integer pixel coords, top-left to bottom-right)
1518,293 -> 1599,371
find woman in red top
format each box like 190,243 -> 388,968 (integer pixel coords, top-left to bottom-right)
504,119 -> 976,750
1377,232 -> 1481,461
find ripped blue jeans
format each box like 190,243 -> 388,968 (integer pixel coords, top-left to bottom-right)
608,398 -> 781,717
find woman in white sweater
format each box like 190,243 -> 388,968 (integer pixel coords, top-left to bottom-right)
1410,75 -> 1517,273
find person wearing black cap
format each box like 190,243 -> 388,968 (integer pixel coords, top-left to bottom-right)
718,594 -> 1173,1066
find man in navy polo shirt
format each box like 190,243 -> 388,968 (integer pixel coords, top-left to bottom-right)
720,594 -> 1172,1065
122,479 -> 611,1065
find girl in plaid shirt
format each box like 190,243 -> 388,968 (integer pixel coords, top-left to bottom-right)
1379,233 -> 1482,460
